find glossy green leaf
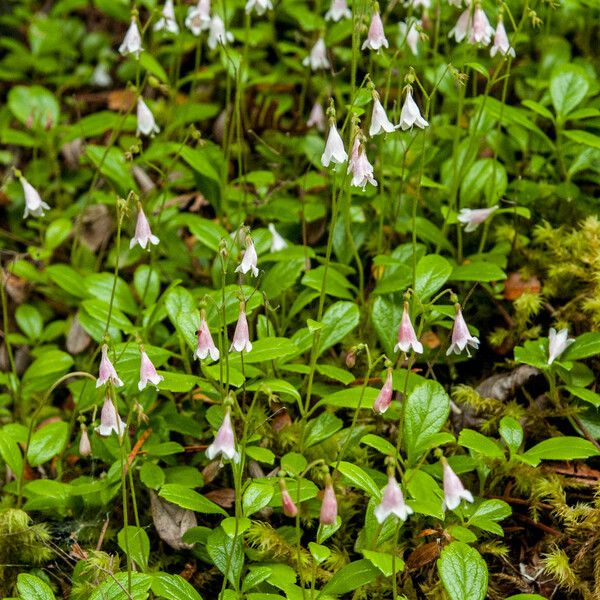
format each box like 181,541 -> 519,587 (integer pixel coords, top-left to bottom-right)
438,542 -> 488,600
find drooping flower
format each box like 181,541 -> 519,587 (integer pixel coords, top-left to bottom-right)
208,15 -> 234,49
79,428 -> 91,457
138,349 -> 164,391
374,475 -> 413,523
119,18 -> 143,57
137,98 -> 160,137
320,476 -> 338,524
347,137 -> 377,190
303,38 -> 330,71
395,303 -> 424,353
399,89 -> 428,130
130,206 -> 160,250
321,122 -> 348,167
442,457 -> 474,510
307,102 -> 326,131
206,408 -> 240,462
490,18 -> 515,57
399,19 -> 421,56
20,177 -> 50,219
245,0 -> 273,15
369,97 -> 398,136
185,0 -> 211,35
373,368 -> 394,414
195,315 -> 220,361
154,0 -> 179,34
230,303 -> 253,353
235,237 -> 259,277
325,0 -> 351,21
448,9 -> 471,43
547,327 -> 575,365
446,305 -> 480,356
268,224 -> 288,252
405,0 -> 430,9
96,395 -> 127,437
469,6 -> 494,45
91,63 -> 112,87
457,205 -> 499,232
96,344 -> 124,388
362,11 -> 389,51
279,479 -> 298,517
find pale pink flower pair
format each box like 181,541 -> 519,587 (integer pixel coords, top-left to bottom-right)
347,137 -> 377,190
449,6 -> 494,46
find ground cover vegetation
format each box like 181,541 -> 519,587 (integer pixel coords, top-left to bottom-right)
1,0 -> 600,598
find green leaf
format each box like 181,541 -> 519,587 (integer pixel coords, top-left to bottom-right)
245,446 -> 275,465
159,484 -> 228,515
405,469 -> 444,519
118,526 -> 150,571
152,573 -> 203,600
458,429 -> 505,459
178,215 -> 229,253
322,559 -> 380,595
280,453 -> 307,476
362,550 -> 404,577
45,218 -> 72,250
0,429 -> 23,474
158,372 -> 201,393
27,421 -> 69,467
438,542 -> 488,600
403,381 -> 450,465
316,386 -> 379,410
336,461 -> 380,498
230,338 -> 299,365
207,526 -> 244,586
140,462 -> 165,490
520,436 -> 600,466
17,574 -> 56,600
499,416 -> 523,454
15,304 -> 43,340
563,129 -> 600,150
360,433 -> 397,457
180,146 -> 221,184
564,332 -> 600,360
243,481 -> 275,516
164,286 -> 199,351
550,64 -> 589,117
85,145 -> 138,195
8,85 -> 60,129
415,255 -> 452,300
466,499 -> 511,535
565,386 -> 600,408
261,258 -> 304,299
309,542 -> 331,564
302,266 -> 355,299
505,595 -> 547,600
139,51 -> 169,83
371,295 -> 403,357
304,413 -> 343,447
90,573 -> 151,600
451,262 -> 505,282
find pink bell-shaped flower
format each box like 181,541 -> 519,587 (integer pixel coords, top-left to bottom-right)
96,395 -> 127,437
490,18 -> 515,57
138,348 -> 163,391
319,476 -> 338,524
235,237 -> 259,277
373,368 -> 394,414
347,137 -> 377,190
446,304 -> 480,356
207,15 -> 234,49
325,0 -> 351,22
321,122 -> 348,167
245,0 -> 273,15
448,9 -> 471,43
395,303 -> 423,354
154,0 -> 179,34
369,97 -> 398,136
206,408 -> 240,462
399,89 -> 428,130
137,98 -> 160,137
469,6 -> 494,45
547,327 -> 574,365
457,205 -> 498,232
185,0 -> 211,35
195,315 -> 220,361
442,457 -> 474,510
268,224 -> 288,252
279,479 -> 299,517
119,18 -> 143,57
374,475 -> 413,523
130,206 -> 160,250
96,344 -> 124,388
79,427 -> 92,457
230,302 -> 252,353
399,19 -> 421,56
303,38 -> 330,71
362,11 -> 389,51
307,102 -> 326,131
20,177 -> 50,219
